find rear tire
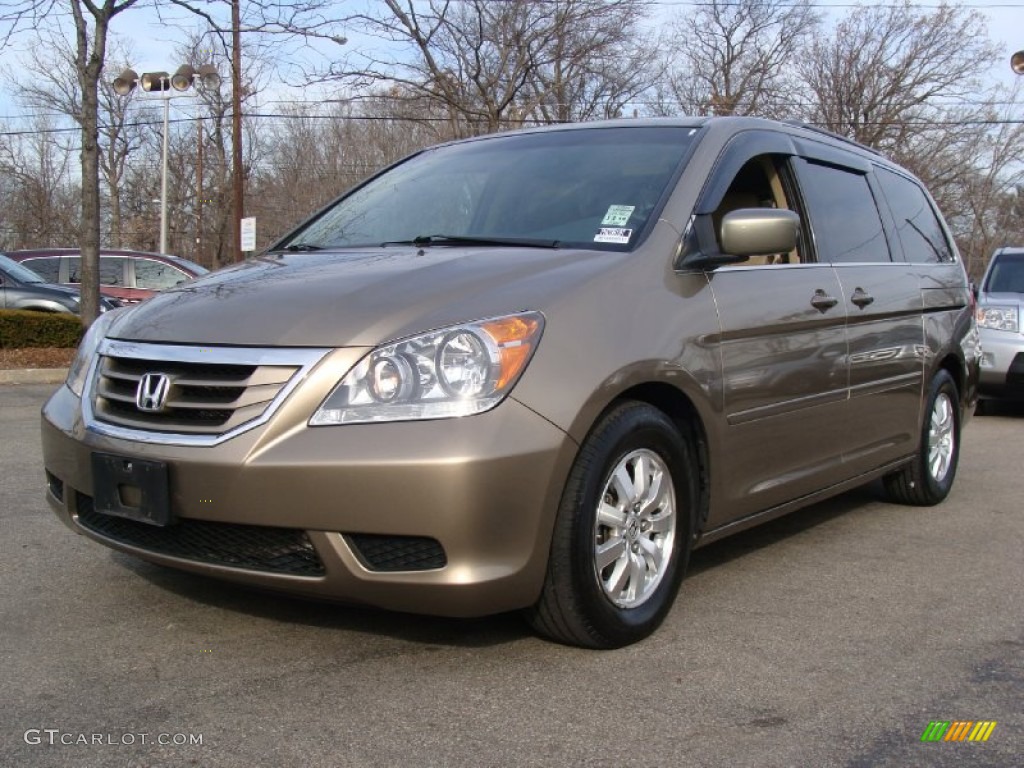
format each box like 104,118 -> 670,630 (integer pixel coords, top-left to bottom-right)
525,401 -> 696,649
883,369 -> 960,506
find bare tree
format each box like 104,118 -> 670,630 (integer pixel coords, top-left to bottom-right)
920,90 -> 1024,277
658,0 -> 819,117
162,0 -> 349,261
11,35 -> 147,249
322,0 -> 659,135
518,0 -> 662,123
247,95 -> 449,250
0,115 -> 80,247
97,51 -> 148,248
2,0 -> 142,324
799,1 -> 998,149
796,1 -> 1020,275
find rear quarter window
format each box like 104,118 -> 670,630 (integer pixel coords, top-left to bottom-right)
134,259 -> 190,290
875,167 -> 954,263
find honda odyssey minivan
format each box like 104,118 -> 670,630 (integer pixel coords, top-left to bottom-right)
40,117 -> 980,648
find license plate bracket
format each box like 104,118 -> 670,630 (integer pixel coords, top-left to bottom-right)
91,453 -> 173,527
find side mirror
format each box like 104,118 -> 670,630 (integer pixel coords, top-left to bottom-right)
720,208 -> 800,257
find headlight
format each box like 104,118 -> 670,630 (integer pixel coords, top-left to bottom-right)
976,305 -> 1019,332
66,309 -> 121,397
311,312 -> 544,425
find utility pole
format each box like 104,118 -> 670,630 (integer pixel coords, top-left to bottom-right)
232,0 -> 244,262
196,120 -> 204,266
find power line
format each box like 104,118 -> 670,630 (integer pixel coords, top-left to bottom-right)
5,89 -> 1024,126
4,109 -> 1024,141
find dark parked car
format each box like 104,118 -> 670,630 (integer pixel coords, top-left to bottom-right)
41,117 -> 979,648
976,246 -> 1024,405
0,254 -> 119,314
7,248 -> 208,304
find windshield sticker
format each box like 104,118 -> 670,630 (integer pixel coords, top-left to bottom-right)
601,205 -> 635,227
594,228 -> 633,244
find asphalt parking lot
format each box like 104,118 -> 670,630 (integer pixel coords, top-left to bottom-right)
1,382 -> 1021,768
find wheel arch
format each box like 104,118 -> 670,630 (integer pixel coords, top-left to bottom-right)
936,351 -> 967,411
604,381 -> 712,537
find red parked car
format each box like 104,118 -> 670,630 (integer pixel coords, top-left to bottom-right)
6,248 -> 208,303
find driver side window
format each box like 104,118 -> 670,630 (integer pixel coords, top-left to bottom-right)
714,155 -> 802,266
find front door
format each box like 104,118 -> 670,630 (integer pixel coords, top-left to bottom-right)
709,265 -> 849,523
691,145 -> 853,528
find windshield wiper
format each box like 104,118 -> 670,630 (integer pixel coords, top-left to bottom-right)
282,242 -> 324,252
382,234 -> 561,249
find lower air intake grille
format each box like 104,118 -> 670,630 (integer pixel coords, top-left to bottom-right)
76,494 -> 325,576
347,534 -> 447,572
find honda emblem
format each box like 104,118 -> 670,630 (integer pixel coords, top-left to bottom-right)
136,373 -> 171,412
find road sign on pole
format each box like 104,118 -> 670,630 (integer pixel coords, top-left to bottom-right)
240,217 -> 256,252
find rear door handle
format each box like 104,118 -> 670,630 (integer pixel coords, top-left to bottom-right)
810,289 -> 839,312
851,287 -> 875,308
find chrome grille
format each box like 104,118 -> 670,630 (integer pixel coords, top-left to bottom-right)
86,341 -> 329,441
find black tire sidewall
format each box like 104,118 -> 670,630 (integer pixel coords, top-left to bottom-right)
564,404 -> 695,646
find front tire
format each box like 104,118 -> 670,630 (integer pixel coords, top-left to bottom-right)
525,401 -> 696,649
883,369 -> 961,506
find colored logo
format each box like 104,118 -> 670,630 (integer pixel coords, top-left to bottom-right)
921,721 -> 997,742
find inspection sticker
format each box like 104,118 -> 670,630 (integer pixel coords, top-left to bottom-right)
594,227 -> 633,244
601,205 -> 635,227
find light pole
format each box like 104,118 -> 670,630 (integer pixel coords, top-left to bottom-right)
112,64 -> 221,255
1012,50 -> 1024,75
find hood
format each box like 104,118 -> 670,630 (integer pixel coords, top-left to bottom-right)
12,281 -> 81,305
36,283 -> 82,300
979,291 -> 1024,305
109,246 -> 621,347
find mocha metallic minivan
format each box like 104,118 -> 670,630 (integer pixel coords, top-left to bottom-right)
41,118 -> 980,648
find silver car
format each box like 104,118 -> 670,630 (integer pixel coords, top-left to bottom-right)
976,247 -> 1024,406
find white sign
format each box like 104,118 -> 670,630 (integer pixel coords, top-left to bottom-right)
240,217 -> 257,252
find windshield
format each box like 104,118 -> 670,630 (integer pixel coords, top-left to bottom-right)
0,254 -> 46,283
985,252 -> 1024,294
275,126 -> 698,252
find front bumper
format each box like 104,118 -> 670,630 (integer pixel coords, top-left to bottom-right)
41,381 -> 577,618
978,327 -> 1024,399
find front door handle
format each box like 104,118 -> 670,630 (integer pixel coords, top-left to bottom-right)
851,287 -> 875,308
810,289 -> 839,312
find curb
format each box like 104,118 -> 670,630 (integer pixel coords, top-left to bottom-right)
0,368 -> 69,385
